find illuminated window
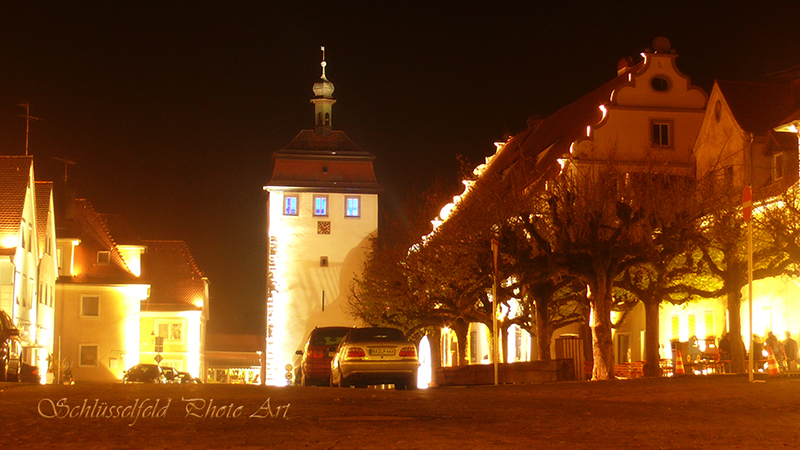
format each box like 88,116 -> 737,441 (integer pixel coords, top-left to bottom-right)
345,196 -> 360,218
97,251 -> 110,264
157,320 -> 184,342
79,344 -> 99,367
57,247 -> 63,270
671,315 -> 679,340
313,195 -> 328,216
81,295 -> 100,317
651,120 -> 672,147
284,195 -> 298,215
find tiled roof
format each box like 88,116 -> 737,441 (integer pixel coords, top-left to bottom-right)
267,130 -> 382,192
98,213 -> 142,246
718,80 -> 799,133
34,181 -> 52,256
141,240 -> 204,311
0,156 -> 33,237
59,199 -> 140,284
478,67 -> 635,192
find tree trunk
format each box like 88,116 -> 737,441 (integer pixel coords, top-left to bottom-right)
579,306 -> 593,370
590,281 -> 615,381
451,320 -> 469,367
727,291 -> 746,374
643,300 -> 662,378
500,321 -> 509,364
535,298 -> 552,361
428,327 -> 442,387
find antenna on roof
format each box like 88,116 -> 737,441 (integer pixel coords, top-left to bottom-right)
18,101 -> 40,156
54,157 -> 77,183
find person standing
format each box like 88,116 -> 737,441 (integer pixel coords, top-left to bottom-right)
783,332 -> 798,371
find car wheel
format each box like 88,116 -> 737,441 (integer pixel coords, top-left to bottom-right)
6,354 -> 19,383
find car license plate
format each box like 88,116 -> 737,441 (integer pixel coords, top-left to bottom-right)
369,348 -> 395,356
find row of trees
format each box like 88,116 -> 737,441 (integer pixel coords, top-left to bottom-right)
349,161 -> 800,380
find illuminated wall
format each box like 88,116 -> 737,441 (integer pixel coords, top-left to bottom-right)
55,284 -> 147,381
266,190 -> 377,385
659,276 -> 800,358
140,309 -> 204,378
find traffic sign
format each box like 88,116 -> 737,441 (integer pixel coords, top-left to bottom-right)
743,186 -> 752,222
154,354 -> 163,364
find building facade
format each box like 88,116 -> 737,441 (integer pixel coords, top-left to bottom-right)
0,156 -> 58,382
264,51 -> 382,385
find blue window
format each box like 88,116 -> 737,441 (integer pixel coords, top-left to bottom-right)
284,195 -> 298,215
345,196 -> 360,218
314,195 -> 328,216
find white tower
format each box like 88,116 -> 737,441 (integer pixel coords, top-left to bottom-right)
263,48 -> 382,385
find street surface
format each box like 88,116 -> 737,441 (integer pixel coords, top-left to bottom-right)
0,375 -> 797,449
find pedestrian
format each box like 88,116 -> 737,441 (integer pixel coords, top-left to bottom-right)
718,333 -> 731,373
752,334 -> 764,372
783,332 -> 798,371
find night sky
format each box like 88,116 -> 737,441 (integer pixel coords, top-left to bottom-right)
1,3 -> 798,334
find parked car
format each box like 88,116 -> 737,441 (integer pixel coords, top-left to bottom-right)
176,371 -> 202,384
296,326 -> 351,386
160,366 -> 178,383
330,327 -> 419,390
122,364 -> 167,383
0,309 -> 21,382
19,362 -> 41,384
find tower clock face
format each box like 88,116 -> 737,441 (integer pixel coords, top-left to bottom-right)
317,221 -> 331,234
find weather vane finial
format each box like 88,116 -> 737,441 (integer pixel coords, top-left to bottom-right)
320,46 -> 327,80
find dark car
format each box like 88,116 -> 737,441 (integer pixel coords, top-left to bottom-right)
122,363 -> 167,383
296,326 -> 351,386
176,371 -> 202,384
330,327 -> 419,390
19,362 -> 41,384
160,366 -> 178,383
0,309 -> 21,382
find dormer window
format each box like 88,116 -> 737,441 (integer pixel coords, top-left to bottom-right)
97,251 -> 110,264
651,76 -> 670,92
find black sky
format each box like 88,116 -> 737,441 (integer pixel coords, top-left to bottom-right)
1,2 -> 798,334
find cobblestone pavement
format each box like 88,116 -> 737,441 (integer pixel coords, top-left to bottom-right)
1,375 -> 798,449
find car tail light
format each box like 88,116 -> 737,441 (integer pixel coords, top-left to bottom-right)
308,349 -> 324,359
399,347 -> 417,358
346,347 -> 366,358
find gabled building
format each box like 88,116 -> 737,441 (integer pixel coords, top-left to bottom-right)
55,200 -> 209,382
141,240 -> 208,381
429,38 -> 708,373
0,156 -> 57,382
55,199 -> 148,382
660,79 -> 800,359
264,51 -> 382,385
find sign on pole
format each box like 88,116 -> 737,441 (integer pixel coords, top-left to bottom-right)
743,185 -> 752,222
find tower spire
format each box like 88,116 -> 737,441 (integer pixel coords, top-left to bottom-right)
311,46 -> 336,137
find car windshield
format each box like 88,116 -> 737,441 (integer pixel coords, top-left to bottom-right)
310,328 -> 349,346
350,328 -> 406,342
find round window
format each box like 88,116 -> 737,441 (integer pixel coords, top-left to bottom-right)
651,76 -> 670,92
